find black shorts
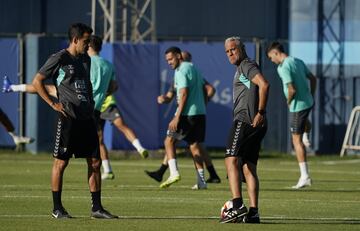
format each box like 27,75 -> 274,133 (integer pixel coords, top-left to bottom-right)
53,115 -> 100,160
100,105 -> 123,122
290,107 -> 312,134
166,115 -> 206,144
225,120 -> 267,165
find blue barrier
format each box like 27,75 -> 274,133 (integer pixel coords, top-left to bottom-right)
101,43 -> 160,150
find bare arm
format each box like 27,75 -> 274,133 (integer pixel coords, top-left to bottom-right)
24,84 -> 57,98
287,83 -> 296,106
204,83 -> 216,103
158,90 -> 175,104
251,73 -> 269,127
168,87 -> 188,131
308,73 -> 317,97
32,73 -> 66,116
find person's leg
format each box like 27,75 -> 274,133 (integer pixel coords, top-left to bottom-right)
242,161 -> 260,223
3,79 -> 57,97
98,121 -> 114,180
199,143 -> 220,183
243,162 -> 258,208
87,157 -> 102,208
0,108 -> 15,132
0,108 -> 34,145
302,119 -> 312,148
292,133 -> 311,188
220,156 -> 248,223
189,142 -> 207,189
159,136 -> 180,188
225,156 -> 242,200
145,154 -> 168,182
290,111 -> 312,189
87,157 -> 117,218
112,117 -> 148,158
220,121 -> 249,224
51,158 -> 71,218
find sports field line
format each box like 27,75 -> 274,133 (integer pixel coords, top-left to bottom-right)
1,194 -> 359,204
1,159 -> 358,175
322,159 -> 360,165
0,214 -> 359,223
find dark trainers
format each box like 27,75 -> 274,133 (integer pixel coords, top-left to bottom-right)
219,205 -> 248,223
2,76 -> 13,93
244,212 -> 260,223
144,170 -> 163,182
52,207 -> 72,219
91,209 -> 118,219
206,177 -> 221,183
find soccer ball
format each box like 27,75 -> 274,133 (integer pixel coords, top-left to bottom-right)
220,200 -> 233,219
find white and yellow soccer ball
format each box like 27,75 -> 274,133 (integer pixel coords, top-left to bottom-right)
220,200 -> 233,219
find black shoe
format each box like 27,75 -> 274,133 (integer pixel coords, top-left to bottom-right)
244,211 -> 260,223
206,177 -> 221,183
52,207 -> 72,219
219,205 -> 248,223
91,209 -> 118,219
144,170 -> 163,182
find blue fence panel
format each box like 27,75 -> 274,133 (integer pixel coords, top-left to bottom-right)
0,38 -> 19,147
101,43 -> 160,150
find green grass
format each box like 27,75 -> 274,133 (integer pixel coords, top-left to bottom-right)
0,150 -> 359,231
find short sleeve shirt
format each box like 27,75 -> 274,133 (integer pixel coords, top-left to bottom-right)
277,56 -> 314,112
90,55 -> 116,111
38,49 -> 94,120
174,62 -> 206,116
233,58 -> 261,124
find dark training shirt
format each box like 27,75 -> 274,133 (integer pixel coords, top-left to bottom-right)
232,58 -> 261,124
38,49 -> 94,120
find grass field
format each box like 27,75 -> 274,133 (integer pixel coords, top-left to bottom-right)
0,150 -> 359,231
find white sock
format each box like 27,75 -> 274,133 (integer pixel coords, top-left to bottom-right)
8,132 -> 16,138
299,162 -> 309,179
102,159 -> 112,173
197,168 -> 206,184
132,138 -> 145,153
168,158 -> 179,177
10,84 -> 27,92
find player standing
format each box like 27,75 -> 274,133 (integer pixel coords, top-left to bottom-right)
32,23 -> 117,219
220,37 -> 269,223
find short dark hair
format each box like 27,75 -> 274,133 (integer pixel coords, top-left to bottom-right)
267,41 -> 285,53
68,23 -> 93,42
165,46 -> 181,55
89,35 -> 103,52
182,51 -> 192,62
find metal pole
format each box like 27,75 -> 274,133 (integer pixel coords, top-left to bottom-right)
110,0 -> 116,42
122,0 -> 128,43
151,0 -> 156,42
91,0 -> 96,33
103,0 -> 108,40
17,33 -> 24,152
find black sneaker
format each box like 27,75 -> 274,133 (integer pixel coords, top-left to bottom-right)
244,211 -> 260,223
52,207 -> 72,219
144,170 -> 163,182
219,205 -> 248,223
206,177 -> 221,183
91,209 -> 118,219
